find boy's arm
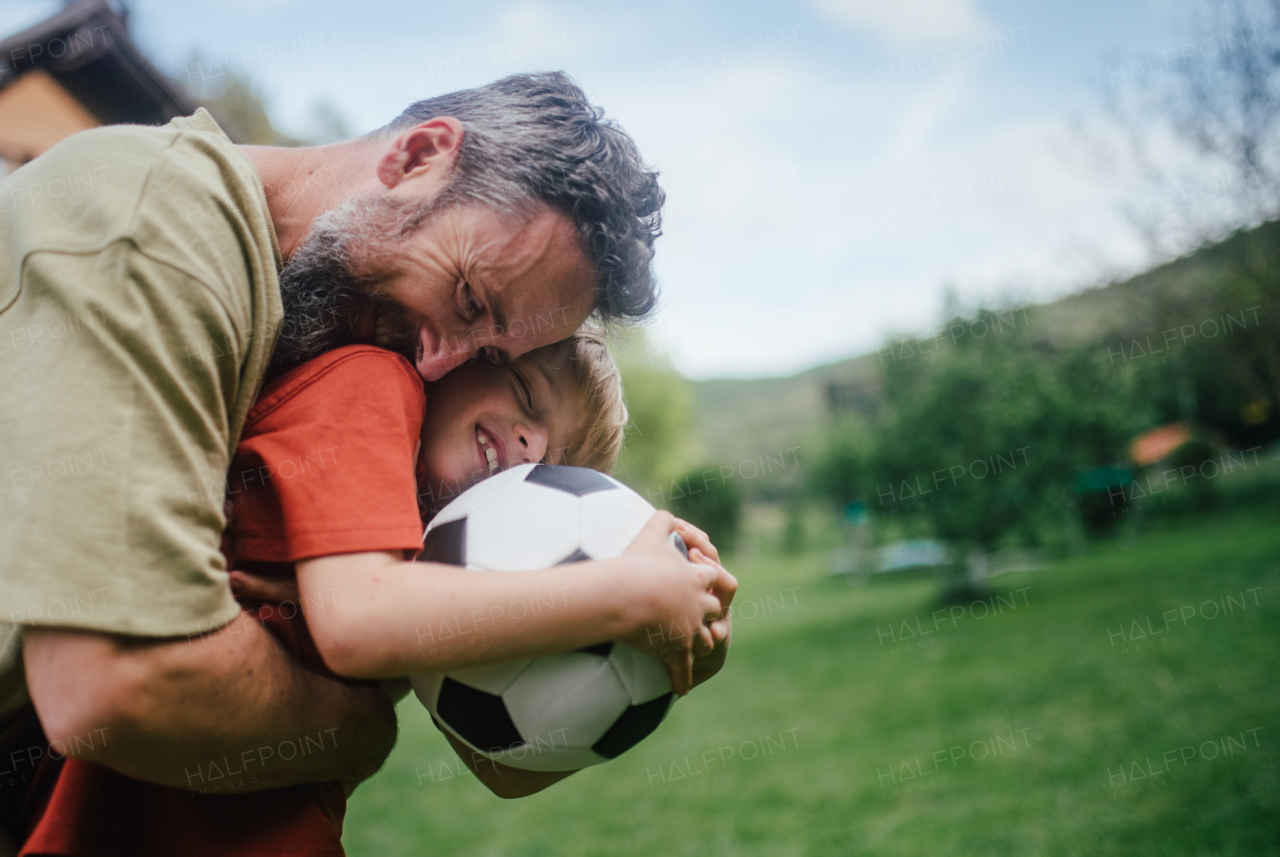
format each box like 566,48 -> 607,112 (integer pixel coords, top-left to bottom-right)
296,513 -> 735,695
24,615 -> 397,792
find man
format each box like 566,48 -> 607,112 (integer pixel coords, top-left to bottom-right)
0,72 -> 666,836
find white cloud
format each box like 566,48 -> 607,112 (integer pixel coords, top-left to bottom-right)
808,0 -> 990,43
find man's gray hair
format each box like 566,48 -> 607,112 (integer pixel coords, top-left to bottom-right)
378,72 -> 664,323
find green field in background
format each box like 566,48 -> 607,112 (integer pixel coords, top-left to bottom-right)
344,509 -> 1280,856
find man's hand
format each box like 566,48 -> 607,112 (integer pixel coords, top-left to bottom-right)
24,617 -> 398,793
228,569 -> 300,604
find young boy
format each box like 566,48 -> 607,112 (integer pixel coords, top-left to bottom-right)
17,329 -> 734,856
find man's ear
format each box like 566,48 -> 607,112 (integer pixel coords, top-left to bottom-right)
376,117 -> 465,189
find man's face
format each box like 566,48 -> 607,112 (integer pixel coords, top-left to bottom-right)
273,198 -> 596,381
373,204 -> 596,381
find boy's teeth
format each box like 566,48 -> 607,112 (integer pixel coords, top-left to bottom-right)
478,426 -> 500,474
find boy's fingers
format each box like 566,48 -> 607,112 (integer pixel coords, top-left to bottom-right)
674,518 -> 720,564
698,622 -> 715,655
702,565 -> 738,609
667,650 -> 692,696
627,511 -> 679,553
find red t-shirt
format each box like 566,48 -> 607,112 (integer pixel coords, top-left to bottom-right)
19,346 -> 426,857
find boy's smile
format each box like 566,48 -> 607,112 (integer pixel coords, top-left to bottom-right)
417,351 -> 577,511
475,423 -> 506,475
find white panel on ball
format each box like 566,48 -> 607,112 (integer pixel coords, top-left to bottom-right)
408,671 -> 443,707
429,463 -> 536,525
503,653 -> 630,748
445,657 -> 533,696
577,488 -> 655,559
607,642 -> 672,705
465,484 -> 582,570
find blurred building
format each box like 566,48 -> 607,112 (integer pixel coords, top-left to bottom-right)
825,378 -> 881,418
0,0 -> 191,174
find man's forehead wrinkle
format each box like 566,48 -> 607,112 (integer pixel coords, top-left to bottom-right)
477,215 -> 561,288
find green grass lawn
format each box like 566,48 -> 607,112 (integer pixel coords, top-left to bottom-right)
343,509 -> 1280,856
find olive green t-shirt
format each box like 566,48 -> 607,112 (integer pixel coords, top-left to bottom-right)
0,109 -> 282,720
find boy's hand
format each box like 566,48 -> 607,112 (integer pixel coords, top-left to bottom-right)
672,517 -> 735,670
688,547 -> 733,690
618,513 -> 737,696
673,518 -> 723,567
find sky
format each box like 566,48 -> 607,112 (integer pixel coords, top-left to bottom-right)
0,0 -> 1231,378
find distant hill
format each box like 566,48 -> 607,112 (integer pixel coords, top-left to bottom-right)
687,221 -> 1278,470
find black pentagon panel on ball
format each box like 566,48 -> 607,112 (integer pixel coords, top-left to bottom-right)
525,463 -> 617,497
418,517 -> 466,566
591,691 -> 674,759
556,548 -> 592,565
574,642 -> 613,657
436,677 -> 525,753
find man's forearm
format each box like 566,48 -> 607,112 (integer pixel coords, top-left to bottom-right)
24,616 -> 397,792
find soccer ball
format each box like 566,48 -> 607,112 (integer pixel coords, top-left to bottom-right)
409,463 -> 687,772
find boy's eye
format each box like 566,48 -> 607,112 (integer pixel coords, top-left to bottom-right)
510,367 -> 534,409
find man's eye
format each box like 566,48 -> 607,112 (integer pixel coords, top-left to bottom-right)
461,283 -> 481,319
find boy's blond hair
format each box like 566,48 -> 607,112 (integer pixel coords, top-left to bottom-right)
531,323 -> 628,473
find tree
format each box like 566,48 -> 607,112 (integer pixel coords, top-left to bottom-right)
609,331 -> 694,505
665,465 -> 742,555
179,51 -> 309,146
870,311 -> 1140,596
1101,0 -> 1280,251
1090,1 -> 1280,444
807,416 -> 874,511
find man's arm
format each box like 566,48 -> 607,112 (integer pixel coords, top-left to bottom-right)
23,614 -> 398,793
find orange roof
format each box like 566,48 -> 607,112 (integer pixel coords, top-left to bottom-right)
1130,423 -> 1191,466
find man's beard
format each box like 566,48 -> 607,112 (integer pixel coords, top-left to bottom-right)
268,194 -> 426,378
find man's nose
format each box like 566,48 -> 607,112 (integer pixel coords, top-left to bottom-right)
415,347 -> 472,382
513,422 -> 548,464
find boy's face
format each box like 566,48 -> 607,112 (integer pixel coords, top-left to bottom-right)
417,348 -> 578,505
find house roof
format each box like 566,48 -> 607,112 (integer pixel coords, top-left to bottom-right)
1130,423 -> 1193,467
0,0 -> 193,127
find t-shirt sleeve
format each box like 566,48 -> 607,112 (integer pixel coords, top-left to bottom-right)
0,114 -> 282,718
0,246 -> 252,646
228,349 -> 426,562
